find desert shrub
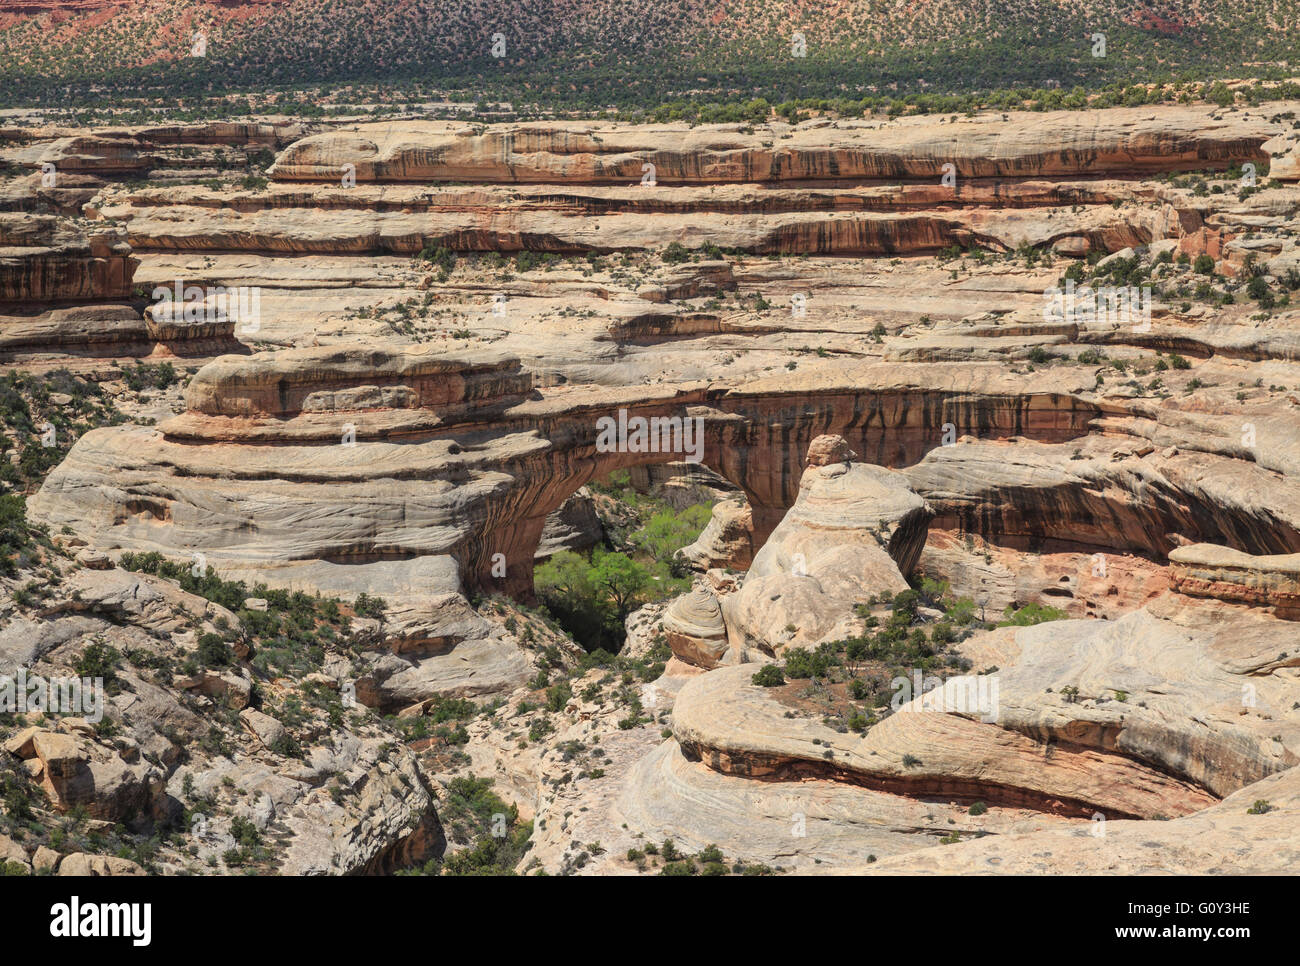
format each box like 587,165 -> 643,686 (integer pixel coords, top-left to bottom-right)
660,242 -> 690,264
998,603 -> 1068,627
415,244 -> 456,272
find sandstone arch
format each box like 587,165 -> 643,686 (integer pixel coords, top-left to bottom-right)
30,345 -> 1105,602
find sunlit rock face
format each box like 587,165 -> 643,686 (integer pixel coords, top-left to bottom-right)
269,111 -> 1272,185
12,100 -> 1300,876
719,435 -> 932,659
29,351 -> 1101,602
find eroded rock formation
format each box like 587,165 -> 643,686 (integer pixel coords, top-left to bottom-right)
0,214 -> 136,302
270,111 -> 1271,184
720,435 -> 931,658
1170,543 -> 1300,618
9,102 -> 1300,876
28,352 -> 1105,603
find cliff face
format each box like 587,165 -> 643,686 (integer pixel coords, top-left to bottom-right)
0,122 -> 307,362
95,109 -> 1262,260
92,182 -> 1175,258
269,110 -> 1272,185
0,214 -> 250,362
664,592 -> 1300,821
1170,544 -> 1300,617
906,435 -> 1300,559
0,214 -> 136,302
181,345 -> 533,418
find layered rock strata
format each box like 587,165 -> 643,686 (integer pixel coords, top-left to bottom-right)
662,586 -> 730,669
29,353 -> 1102,602
270,111 -> 1271,184
0,214 -> 136,302
1169,544 -> 1300,618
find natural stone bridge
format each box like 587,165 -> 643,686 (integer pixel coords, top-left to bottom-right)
30,344 -> 1300,602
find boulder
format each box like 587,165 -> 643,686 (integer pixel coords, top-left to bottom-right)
0,833 -> 29,872
175,670 -> 252,710
662,586 -> 730,669
56,853 -> 146,876
32,846 -> 61,873
32,730 -> 160,823
239,709 -> 288,751
4,726 -> 41,759
74,549 -> 112,570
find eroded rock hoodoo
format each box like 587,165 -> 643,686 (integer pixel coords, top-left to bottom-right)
720,435 -> 932,659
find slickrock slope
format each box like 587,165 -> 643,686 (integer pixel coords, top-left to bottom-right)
617,552 -> 1300,871
669,663 -> 1222,819
850,765 -> 1300,875
605,433 -> 1300,873
915,531 -> 1172,622
614,737 -> 1080,871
